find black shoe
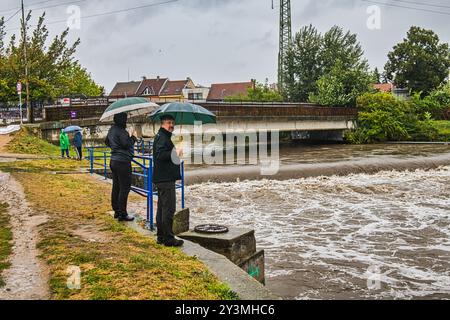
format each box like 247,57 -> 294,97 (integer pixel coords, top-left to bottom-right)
118,215 -> 134,222
156,238 -> 165,245
164,239 -> 184,247
113,212 -> 119,219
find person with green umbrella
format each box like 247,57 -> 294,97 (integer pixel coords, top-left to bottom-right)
152,115 -> 184,247
105,113 -> 138,222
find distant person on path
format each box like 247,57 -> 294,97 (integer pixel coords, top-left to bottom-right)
153,115 -> 184,247
59,129 -> 70,158
105,112 -> 137,222
73,130 -> 83,161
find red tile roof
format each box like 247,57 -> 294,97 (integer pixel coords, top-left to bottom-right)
160,79 -> 193,96
373,83 -> 394,93
109,81 -> 141,97
207,82 -> 254,101
136,78 -> 168,96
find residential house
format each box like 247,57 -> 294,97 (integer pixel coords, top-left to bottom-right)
183,86 -> 210,102
372,83 -> 410,99
206,81 -> 255,102
109,81 -> 142,98
158,78 -> 196,102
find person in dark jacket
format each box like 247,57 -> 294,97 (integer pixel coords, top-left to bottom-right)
73,131 -> 83,160
105,113 -> 137,222
153,115 -> 184,247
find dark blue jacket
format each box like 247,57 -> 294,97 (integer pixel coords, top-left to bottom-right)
73,131 -> 83,148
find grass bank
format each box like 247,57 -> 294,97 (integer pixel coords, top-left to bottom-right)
0,202 -> 12,287
1,129 -> 237,300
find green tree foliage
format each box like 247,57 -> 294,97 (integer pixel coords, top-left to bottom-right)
346,92 -> 439,144
411,83 -> 450,120
225,80 -> 283,102
384,26 -> 450,95
283,25 -> 372,105
0,12 -> 103,103
309,60 -> 374,107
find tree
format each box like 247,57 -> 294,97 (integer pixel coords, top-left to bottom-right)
283,25 -> 371,104
283,24 -> 322,102
384,26 -> 450,95
309,60 -> 373,107
0,12 -> 102,104
373,67 -> 381,84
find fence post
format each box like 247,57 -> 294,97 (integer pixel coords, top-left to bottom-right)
89,148 -> 94,174
181,161 -> 185,209
103,151 -> 107,180
147,158 -> 154,230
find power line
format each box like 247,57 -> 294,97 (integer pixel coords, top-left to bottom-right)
4,9 -> 21,23
5,0 -> 180,32
391,0 -> 450,10
361,0 -> 450,16
0,0 -> 56,14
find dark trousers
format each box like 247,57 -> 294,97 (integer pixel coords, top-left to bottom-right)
61,149 -> 69,157
75,146 -> 83,160
155,182 -> 176,242
110,160 -> 132,217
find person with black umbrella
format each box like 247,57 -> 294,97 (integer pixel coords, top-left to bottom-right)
105,112 -> 137,222
152,115 -> 184,247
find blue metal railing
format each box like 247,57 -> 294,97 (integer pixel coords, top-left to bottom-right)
86,143 -> 185,231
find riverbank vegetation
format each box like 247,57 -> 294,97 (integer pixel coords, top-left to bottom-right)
0,131 -> 237,300
0,202 -> 12,287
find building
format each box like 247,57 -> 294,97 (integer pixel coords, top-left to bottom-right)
372,83 -> 410,99
135,77 -> 169,101
159,78 -> 196,102
109,76 -> 196,102
109,81 -> 142,98
183,86 -> 210,102
206,81 -> 255,102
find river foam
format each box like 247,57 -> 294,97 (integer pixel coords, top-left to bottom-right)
186,166 -> 450,299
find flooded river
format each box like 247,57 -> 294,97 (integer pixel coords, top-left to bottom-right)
183,143 -> 450,300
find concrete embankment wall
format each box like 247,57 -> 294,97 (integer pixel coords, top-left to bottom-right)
185,153 -> 450,185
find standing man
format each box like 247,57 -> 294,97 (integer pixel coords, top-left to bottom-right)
73,130 -> 83,161
105,113 -> 137,222
153,115 -> 184,247
59,129 -> 70,158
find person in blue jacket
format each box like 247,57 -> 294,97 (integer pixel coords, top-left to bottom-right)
73,130 -> 83,161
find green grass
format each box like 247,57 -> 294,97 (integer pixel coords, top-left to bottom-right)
6,127 -> 61,156
432,120 -> 450,142
0,202 -> 12,287
13,172 -> 237,300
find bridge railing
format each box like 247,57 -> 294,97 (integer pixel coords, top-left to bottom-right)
86,144 -> 185,230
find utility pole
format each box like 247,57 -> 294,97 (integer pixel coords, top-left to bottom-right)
21,0 -> 32,123
277,0 -> 292,94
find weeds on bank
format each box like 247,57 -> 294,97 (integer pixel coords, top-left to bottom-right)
0,203 -> 12,287
14,172 -> 236,300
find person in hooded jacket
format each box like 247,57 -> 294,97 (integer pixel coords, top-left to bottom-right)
73,131 -> 83,160
59,129 -> 70,158
105,112 -> 137,222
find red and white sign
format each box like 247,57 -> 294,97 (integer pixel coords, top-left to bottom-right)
16,82 -> 22,95
61,97 -> 71,107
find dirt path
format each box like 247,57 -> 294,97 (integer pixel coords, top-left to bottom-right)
0,172 -> 50,300
0,134 -> 12,153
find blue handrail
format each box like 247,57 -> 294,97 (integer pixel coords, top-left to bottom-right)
86,145 -> 185,231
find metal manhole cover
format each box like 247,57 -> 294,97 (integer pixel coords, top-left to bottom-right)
194,224 -> 229,234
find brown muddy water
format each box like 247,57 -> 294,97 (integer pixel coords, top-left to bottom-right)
182,143 -> 450,300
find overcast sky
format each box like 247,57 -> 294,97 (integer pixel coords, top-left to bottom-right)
1,0 -> 449,93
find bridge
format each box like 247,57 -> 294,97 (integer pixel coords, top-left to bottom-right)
37,100 -> 357,143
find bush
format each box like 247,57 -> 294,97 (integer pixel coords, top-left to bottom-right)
411,84 -> 450,120
346,92 -> 440,144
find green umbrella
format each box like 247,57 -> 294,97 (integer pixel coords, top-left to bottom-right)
149,102 -> 217,125
100,97 -> 159,122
